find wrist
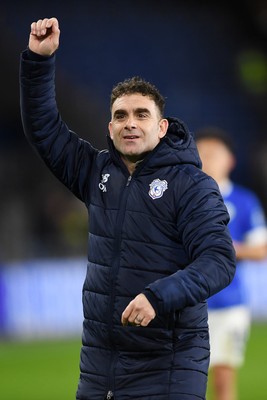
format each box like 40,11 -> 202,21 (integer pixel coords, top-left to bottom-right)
27,47 -> 55,61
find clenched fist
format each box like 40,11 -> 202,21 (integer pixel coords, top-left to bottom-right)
29,17 -> 60,56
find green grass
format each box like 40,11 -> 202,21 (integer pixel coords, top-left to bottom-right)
207,322 -> 267,400
239,323 -> 267,400
1,323 -> 267,399
0,337 -> 81,400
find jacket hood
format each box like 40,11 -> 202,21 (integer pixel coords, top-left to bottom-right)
151,116 -> 202,169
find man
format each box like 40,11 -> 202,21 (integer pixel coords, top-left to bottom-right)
196,127 -> 267,400
20,18 -> 235,400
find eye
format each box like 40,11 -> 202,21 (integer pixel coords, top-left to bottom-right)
138,112 -> 148,118
114,112 -> 126,120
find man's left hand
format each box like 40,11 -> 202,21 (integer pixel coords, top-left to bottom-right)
121,293 -> 156,327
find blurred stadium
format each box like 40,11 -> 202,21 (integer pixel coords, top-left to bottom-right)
1,0 -> 267,398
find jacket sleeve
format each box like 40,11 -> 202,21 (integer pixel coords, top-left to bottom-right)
144,173 -> 236,314
19,49 -> 98,203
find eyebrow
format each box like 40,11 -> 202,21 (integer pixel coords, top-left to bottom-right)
113,107 -> 151,117
135,107 -> 151,115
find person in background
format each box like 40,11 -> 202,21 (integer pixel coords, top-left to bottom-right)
196,127 -> 267,400
20,18 -> 236,400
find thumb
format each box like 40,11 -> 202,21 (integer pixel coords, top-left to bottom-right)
121,301 -> 134,326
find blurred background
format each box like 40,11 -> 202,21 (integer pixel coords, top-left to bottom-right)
1,0 -> 267,399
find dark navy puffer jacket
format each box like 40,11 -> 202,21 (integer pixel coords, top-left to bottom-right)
20,49 -> 236,400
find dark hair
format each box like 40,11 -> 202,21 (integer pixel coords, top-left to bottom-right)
195,126 -> 236,155
110,76 -> 165,117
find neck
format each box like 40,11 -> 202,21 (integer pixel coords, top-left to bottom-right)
121,154 -> 147,175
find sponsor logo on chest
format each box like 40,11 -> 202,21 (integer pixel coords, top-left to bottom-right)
98,174 -> 110,192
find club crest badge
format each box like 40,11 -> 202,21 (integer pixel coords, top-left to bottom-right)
148,179 -> 168,199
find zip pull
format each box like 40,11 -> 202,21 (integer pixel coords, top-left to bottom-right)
106,390 -> 114,399
126,175 -> 132,186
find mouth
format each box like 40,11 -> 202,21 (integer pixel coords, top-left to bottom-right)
123,135 -> 139,140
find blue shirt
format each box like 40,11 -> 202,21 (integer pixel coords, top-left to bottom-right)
208,181 -> 267,309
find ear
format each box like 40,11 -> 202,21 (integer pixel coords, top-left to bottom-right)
108,121 -> 113,139
159,118 -> 169,139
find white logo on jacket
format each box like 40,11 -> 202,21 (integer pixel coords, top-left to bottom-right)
99,174 -> 110,192
148,179 -> 168,199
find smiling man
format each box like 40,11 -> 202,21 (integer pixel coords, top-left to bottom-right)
20,17 -> 236,400
109,91 -> 168,174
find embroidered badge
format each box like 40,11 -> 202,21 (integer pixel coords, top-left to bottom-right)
148,179 -> 168,199
99,173 -> 110,192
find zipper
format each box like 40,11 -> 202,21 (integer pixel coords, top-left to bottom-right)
106,174 -> 133,398
106,390 -> 113,399
126,175 -> 132,186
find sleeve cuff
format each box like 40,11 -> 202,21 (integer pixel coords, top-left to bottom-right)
23,47 -> 55,62
142,289 -> 163,316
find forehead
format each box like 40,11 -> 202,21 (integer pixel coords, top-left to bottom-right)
111,93 -> 157,113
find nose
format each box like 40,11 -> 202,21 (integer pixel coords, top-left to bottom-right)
124,116 -> 137,130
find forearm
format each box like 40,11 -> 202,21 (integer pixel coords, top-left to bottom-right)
20,49 -> 59,146
20,49 -> 96,202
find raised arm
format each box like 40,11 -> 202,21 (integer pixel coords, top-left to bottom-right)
20,18 -> 98,204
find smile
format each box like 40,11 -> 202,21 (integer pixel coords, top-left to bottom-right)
123,135 -> 139,139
